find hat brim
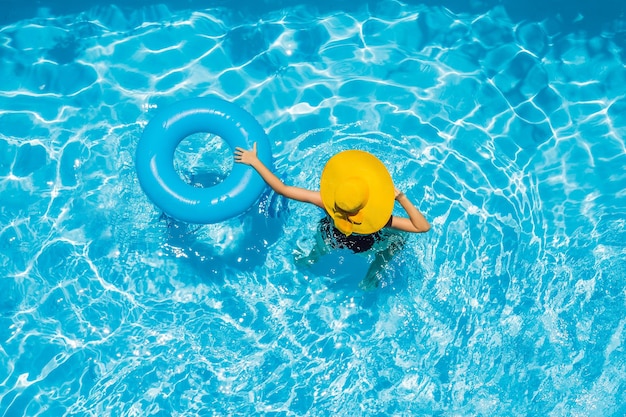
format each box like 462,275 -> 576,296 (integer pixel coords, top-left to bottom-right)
320,150 -> 395,234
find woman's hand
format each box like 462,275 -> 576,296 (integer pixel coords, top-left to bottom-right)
390,185 -> 431,232
232,142 -> 324,208
234,142 -> 258,166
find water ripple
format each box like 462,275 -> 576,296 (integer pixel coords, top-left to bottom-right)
0,1 -> 625,416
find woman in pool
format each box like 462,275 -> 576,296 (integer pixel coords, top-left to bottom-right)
234,143 -> 430,287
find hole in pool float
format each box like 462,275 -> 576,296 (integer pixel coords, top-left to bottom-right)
174,132 -> 233,188
135,97 -> 273,224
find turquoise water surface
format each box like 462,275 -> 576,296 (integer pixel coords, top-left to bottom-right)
1,0 -> 625,416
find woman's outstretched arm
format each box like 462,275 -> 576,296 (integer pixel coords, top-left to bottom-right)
234,143 -> 324,208
389,188 -> 431,233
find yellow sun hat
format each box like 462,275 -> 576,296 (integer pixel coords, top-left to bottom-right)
320,150 -> 395,236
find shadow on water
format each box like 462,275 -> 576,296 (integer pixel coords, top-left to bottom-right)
161,170 -> 287,282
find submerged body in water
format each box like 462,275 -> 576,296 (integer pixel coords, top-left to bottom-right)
235,145 -> 430,288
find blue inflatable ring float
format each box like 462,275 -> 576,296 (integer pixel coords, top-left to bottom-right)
135,97 -> 272,224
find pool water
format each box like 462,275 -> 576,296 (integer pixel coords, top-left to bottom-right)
1,0 -> 625,416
